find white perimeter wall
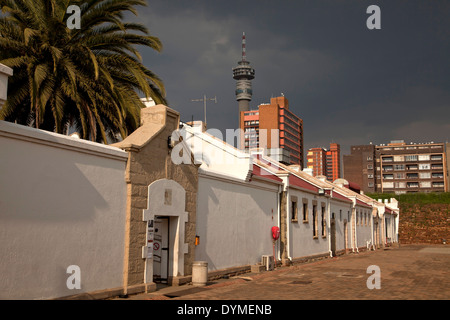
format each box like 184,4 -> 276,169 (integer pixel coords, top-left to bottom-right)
384,213 -> 396,243
288,189 -> 329,258
329,200 -> 353,252
0,121 -> 128,299
196,175 -> 279,271
355,206 -> 373,248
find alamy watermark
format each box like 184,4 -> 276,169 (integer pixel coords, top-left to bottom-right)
169,126 -> 281,170
366,265 -> 381,289
66,5 -> 81,30
66,5 -> 381,31
66,265 -> 81,290
367,5 -> 381,30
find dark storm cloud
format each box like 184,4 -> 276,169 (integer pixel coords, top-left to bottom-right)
133,0 -> 450,156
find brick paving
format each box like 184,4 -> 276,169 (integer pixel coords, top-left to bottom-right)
121,244 -> 450,300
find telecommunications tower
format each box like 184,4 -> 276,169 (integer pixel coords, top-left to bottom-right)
232,32 -> 255,114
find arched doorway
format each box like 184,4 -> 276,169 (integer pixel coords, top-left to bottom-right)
142,179 -> 189,285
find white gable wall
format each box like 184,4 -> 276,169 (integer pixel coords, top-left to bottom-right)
195,174 -> 279,271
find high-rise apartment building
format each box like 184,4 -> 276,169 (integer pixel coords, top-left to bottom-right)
306,147 -> 327,177
343,140 -> 448,194
376,140 -> 447,194
326,143 -> 341,182
307,143 -> 341,182
240,96 -> 304,167
447,143 -> 450,191
343,144 -> 377,193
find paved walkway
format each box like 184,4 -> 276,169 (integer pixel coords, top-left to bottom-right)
116,244 -> 450,300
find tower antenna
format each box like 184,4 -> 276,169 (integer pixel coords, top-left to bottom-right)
242,32 -> 246,62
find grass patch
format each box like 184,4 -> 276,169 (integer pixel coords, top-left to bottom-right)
366,192 -> 450,204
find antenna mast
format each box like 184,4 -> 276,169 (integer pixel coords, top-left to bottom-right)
191,95 -> 217,128
242,32 -> 246,62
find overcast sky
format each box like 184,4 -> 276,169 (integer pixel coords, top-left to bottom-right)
131,0 -> 450,157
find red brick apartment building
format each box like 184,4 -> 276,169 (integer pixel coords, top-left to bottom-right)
306,143 -> 341,182
343,144 -> 377,193
240,96 -> 304,167
343,140 -> 448,194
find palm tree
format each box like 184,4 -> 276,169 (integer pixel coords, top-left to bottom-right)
0,0 -> 166,143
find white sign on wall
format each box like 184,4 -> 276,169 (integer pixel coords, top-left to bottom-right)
146,220 -> 154,259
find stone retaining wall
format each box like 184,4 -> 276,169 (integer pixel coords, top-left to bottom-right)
399,203 -> 450,244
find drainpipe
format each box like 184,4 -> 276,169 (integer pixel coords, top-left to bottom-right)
354,207 -> 359,253
327,188 -> 332,258
370,207 -> 374,251
278,173 -> 291,265
351,198 -> 358,253
277,185 -> 282,261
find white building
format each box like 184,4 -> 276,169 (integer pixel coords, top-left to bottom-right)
178,121 -> 399,271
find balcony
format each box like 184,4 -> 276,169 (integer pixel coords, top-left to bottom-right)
432,182 -> 445,188
407,182 -> 419,188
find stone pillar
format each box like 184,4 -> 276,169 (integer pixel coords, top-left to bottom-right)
279,191 -> 289,265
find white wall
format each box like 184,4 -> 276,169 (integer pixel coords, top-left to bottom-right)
329,200 -> 352,252
0,121 -> 128,299
384,213 -> 397,243
355,206 -> 373,248
288,189 -> 329,259
195,174 -> 279,271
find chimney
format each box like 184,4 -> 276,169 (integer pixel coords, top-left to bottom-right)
333,178 -> 349,189
316,175 -> 327,182
186,120 -> 207,133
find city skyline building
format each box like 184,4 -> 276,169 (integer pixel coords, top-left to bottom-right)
376,140 -> 447,194
306,143 -> 341,182
240,96 -> 304,167
326,143 -> 341,182
343,144 -> 377,193
343,140 -> 448,194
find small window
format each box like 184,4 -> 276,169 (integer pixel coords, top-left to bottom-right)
321,205 -> 326,238
291,197 -> 298,222
312,204 -> 318,238
302,198 -> 308,222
